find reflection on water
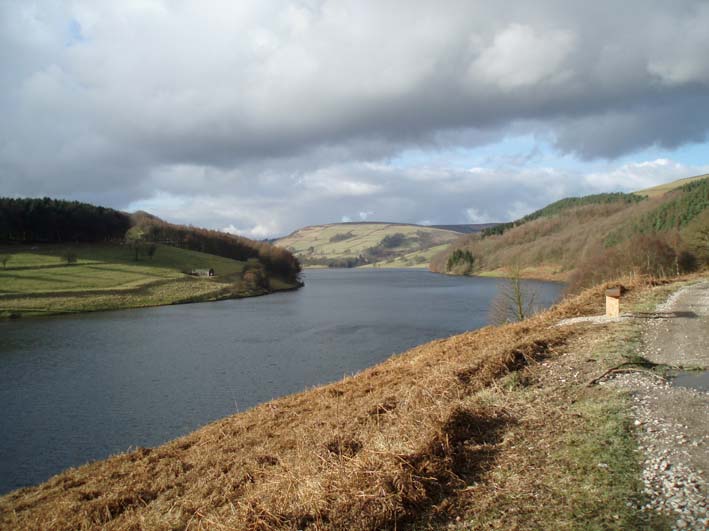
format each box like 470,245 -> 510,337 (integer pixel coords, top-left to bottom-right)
0,268 -> 563,493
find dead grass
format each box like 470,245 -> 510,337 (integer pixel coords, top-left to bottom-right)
429,325 -> 670,531
0,276 -> 685,530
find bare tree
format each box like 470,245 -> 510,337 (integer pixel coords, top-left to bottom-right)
0,254 -> 10,269
489,264 -> 537,325
125,227 -> 146,261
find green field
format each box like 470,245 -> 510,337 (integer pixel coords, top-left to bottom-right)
276,222 -> 461,268
0,243 -> 293,318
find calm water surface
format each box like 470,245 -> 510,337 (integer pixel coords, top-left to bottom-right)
0,269 -> 562,494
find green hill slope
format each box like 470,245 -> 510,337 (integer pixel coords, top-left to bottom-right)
276,222 -> 466,268
431,174 -> 709,287
0,243 -> 297,318
0,198 -> 302,318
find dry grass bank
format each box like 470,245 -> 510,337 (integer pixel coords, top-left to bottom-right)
0,276 -> 682,530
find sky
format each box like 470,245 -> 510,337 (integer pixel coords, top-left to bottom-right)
1,1 -> 709,238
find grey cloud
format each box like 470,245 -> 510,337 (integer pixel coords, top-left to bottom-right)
1,0 -> 709,233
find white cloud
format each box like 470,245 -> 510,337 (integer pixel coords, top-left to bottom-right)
465,208 -> 493,224
223,223 -> 278,239
584,159 -> 709,192
469,24 -> 574,89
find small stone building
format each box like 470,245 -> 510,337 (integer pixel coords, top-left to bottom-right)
191,268 -> 215,277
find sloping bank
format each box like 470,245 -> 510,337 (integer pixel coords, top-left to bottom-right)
1,276 -> 695,530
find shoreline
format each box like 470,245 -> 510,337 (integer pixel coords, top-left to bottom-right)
431,268 -> 570,284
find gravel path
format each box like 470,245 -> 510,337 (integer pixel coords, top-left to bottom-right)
604,281 -> 709,530
642,281 -> 709,369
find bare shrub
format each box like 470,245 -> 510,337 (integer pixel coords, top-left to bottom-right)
489,265 -> 537,325
567,235 -> 680,294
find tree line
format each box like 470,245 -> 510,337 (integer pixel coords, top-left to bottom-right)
133,214 -> 301,282
482,192 -> 644,238
0,197 -> 131,242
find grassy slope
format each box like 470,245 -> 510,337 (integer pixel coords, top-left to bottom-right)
359,243 -> 453,269
431,174 -> 709,280
1,275 -> 693,531
637,173 -> 709,198
0,243 -> 296,318
276,223 -> 461,268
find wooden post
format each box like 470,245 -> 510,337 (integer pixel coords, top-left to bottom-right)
605,287 -> 621,317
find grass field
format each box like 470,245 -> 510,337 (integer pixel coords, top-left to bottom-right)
276,222 -> 461,268
0,243 -> 295,318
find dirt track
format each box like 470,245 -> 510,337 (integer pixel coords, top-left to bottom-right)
611,281 -> 709,529
643,281 -> 709,369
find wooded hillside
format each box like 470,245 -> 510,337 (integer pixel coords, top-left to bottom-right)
0,197 -> 130,242
133,213 -> 301,283
432,176 -> 709,290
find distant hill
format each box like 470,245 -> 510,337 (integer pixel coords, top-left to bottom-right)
431,174 -> 709,288
275,222 -> 474,268
430,223 -> 499,233
286,221 -> 496,234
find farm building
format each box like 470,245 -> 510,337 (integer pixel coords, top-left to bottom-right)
191,268 -> 215,277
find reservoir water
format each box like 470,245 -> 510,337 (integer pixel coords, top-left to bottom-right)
0,269 -> 563,494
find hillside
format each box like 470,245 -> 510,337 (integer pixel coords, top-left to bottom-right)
276,222 -> 484,268
0,244 -> 298,319
2,275 -> 698,530
431,174 -> 709,286
0,198 -> 302,318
